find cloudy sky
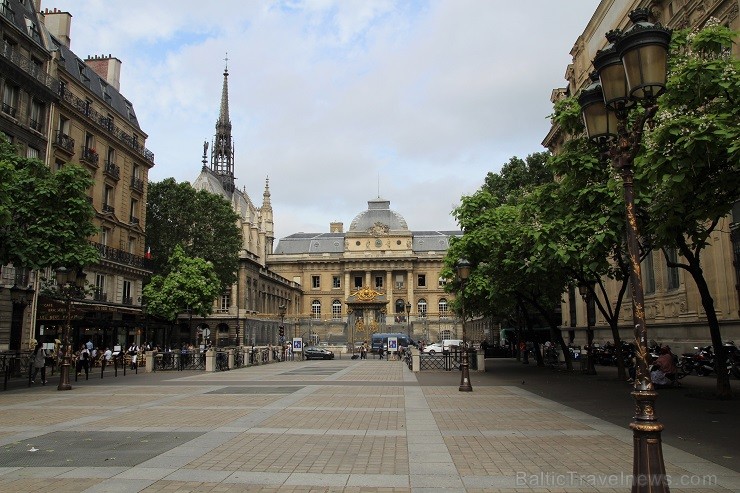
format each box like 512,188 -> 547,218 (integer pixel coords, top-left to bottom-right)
46,0 -> 600,241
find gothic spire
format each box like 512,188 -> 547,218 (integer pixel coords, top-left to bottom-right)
210,56 -> 235,194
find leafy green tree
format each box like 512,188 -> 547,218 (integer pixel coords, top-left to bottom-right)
142,245 -> 221,342
0,137 -> 98,270
146,178 -> 242,289
640,21 -> 739,398
483,152 -> 552,205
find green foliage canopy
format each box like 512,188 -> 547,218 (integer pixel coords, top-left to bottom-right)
146,178 -> 242,289
142,244 -> 222,322
0,137 -> 98,270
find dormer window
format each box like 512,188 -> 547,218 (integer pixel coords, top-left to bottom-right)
25,18 -> 42,44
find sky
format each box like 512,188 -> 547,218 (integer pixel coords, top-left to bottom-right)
44,0 -> 601,242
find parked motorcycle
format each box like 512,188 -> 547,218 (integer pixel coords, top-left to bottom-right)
677,345 -> 715,377
723,341 -> 740,379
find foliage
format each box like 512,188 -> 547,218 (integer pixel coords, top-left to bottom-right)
482,152 -> 553,205
142,245 -> 222,322
0,137 -> 98,270
146,178 -> 242,289
640,21 -> 740,249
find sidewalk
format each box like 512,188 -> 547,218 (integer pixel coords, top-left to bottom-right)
0,359 -> 738,492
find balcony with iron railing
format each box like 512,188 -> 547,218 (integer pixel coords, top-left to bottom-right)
92,289 -> 107,302
91,241 -> 148,269
53,131 -> 75,154
1,1 -> 15,20
58,85 -> 154,164
122,297 -> 133,305
0,41 -> 57,93
29,118 -> 43,132
102,203 -> 115,214
130,176 -> 144,193
129,216 -> 140,225
81,146 -> 99,166
103,160 -> 120,180
2,102 -> 16,118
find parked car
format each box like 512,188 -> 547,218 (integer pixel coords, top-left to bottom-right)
304,346 -> 334,360
422,343 -> 444,355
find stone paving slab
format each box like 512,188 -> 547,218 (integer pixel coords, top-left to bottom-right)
0,360 -> 738,492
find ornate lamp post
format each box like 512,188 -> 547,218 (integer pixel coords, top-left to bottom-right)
55,267 -> 86,391
405,301 -> 411,338
578,9 -> 671,492
456,258 -> 472,392
577,281 -> 597,375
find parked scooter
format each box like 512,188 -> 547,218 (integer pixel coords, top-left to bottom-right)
677,345 -> 715,377
724,341 -> 740,379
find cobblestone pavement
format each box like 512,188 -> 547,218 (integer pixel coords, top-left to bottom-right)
0,359 -> 738,492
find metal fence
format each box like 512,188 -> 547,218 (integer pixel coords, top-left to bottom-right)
419,349 -> 478,371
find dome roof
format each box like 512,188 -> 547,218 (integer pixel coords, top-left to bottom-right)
348,198 -> 408,233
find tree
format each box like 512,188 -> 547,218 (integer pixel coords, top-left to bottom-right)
449,158 -> 574,369
146,178 -> 242,289
640,21 -> 740,398
0,137 -> 98,270
142,245 -> 221,342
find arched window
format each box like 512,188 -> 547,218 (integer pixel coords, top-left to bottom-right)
332,300 -> 342,320
311,300 -> 321,319
417,299 -> 427,318
438,298 -> 448,318
395,299 -> 405,314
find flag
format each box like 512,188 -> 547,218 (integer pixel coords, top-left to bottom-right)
145,246 -> 152,260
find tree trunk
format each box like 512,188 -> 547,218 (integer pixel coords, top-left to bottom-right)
679,244 -> 732,399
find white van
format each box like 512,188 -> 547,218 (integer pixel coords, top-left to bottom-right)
442,339 -> 464,351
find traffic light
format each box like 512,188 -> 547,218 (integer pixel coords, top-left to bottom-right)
279,326 -> 285,337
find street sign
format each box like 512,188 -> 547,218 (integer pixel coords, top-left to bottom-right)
388,337 -> 398,352
292,338 -> 303,352
202,328 -> 211,338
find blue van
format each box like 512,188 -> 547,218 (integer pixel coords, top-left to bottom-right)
371,333 -> 416,354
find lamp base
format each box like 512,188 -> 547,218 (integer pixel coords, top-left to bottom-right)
458,351 -> 473,392
57,360 -> 72,391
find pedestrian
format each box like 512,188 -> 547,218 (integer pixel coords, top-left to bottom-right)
76,344 -> 90,379
102,347 -> 112,370
379,348 -> 384,360
180,343 -> 188,370
31,342 -> 48,385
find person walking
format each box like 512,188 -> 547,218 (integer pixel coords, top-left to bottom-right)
31,342 -> 47,385
77,344 -> 90,379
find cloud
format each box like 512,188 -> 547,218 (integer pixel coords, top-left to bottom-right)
47,0 -> 600,240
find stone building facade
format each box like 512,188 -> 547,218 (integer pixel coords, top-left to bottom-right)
267,198 -> 466,346
543,0 -> 740,355
1,2 -> 155,352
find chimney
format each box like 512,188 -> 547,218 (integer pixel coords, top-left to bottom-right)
330,222 -> 344,233
85,54 -> 122,92
41,8 -> 73,48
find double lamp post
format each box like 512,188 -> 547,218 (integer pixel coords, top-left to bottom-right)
578,9 -> 671,492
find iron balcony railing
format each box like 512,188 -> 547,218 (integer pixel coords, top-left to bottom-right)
130,176 -> 144,193
103,160 -> 120,180
0,42 -> 57,93
58,86 -> 154,164
91,241 -> 148,269
101,204 -> 114,214
53,131 -> 75,153
81,146 -> 99,166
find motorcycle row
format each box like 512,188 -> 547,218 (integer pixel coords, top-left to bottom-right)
568,340 -> 740,380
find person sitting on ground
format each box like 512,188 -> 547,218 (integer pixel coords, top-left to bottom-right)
651,346 -> 677,386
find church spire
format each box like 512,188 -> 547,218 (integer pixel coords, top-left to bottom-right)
210,55 -> 235,194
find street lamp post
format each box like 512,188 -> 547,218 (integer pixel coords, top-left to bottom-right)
405,302 -> 411,338
279,304 -> 286,345
456,259 -> 472,392
578,9 -> 671,492
55,267 -> 86,391
578,282 -> 597,375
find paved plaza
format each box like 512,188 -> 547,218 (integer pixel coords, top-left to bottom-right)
0,359 -> 738,492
